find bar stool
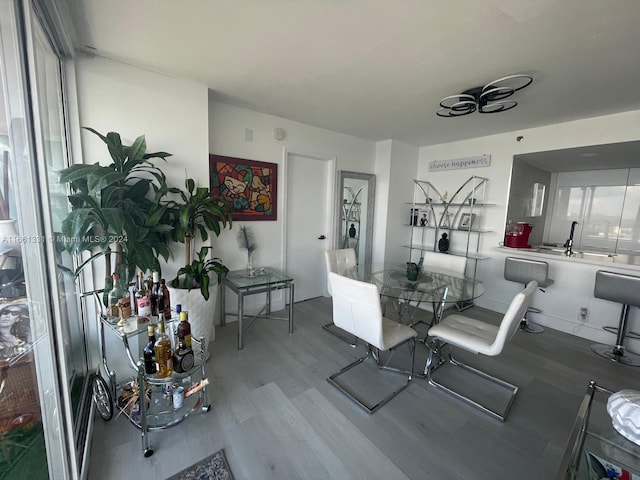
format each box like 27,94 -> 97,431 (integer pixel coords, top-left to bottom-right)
590,270 -> 640,366
504,257 -> 554,333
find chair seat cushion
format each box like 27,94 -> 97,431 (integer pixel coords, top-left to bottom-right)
380,317 -> 417,351
429,314 -> 499,356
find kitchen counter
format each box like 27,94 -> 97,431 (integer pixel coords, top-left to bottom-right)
497,245 -> 640,269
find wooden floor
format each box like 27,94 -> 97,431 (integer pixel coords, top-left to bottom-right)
87,297 -> 640,480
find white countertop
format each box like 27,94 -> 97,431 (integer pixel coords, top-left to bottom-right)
496,246 -> 640,269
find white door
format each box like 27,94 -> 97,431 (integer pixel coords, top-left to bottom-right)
286,153 -> 332,301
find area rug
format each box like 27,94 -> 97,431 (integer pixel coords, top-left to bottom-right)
166,449 -> 234,480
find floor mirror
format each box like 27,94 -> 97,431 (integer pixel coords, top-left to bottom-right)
334,171 -> 375,280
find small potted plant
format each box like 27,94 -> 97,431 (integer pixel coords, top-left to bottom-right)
166,178 -> 232,345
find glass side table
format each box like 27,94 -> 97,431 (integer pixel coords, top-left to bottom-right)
219,267 -> 294,349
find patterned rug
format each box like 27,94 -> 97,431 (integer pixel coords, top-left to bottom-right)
166,449 -> 234,480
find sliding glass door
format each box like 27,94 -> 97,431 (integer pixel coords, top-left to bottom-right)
0,1 -> 89,478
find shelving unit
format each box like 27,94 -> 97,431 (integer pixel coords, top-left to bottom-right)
406,176 -> 493,307
93,312 -> 209,457
341,186 -> 362,256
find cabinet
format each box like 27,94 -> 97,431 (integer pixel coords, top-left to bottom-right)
406,176 -> 493,307
94,311 -> 210,457
556,381 -> 640,479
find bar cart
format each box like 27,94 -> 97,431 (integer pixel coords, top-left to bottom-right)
90,292 -> 210,457
555,380 -> 640,479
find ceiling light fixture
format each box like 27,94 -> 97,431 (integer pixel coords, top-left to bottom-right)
436,74 -> 533,118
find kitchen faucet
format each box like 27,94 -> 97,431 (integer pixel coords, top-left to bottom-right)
564,221 -> 579,256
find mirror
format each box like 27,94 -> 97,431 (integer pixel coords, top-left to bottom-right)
334,171 -> 375,280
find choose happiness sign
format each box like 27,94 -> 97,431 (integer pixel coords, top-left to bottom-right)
428,154 -> 491,171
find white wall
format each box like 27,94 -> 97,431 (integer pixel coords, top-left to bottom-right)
414,110 -> 640,350
208,100 -> 377,312
74,55 -> 209,283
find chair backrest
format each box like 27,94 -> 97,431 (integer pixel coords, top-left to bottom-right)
328,271 -> 384,348
594,270 -> 640,307
504,257 -> 553,287
324,248 -> 358,295
422,251 -> 467,276
488,280 -> 538,355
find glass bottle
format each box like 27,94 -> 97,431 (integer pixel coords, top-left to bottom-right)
150,270 -> 161,317
160,278 -> 171,318
175,311 -> 192,349
107,272 -> 125,321
143,324 -> 157,375
135,271 -> 151,317
154,314 -> 173,378
172,337 -> 194,374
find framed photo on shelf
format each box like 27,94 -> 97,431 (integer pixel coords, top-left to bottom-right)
458,213 -> 476,230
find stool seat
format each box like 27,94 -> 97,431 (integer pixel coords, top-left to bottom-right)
591,270 -> 640,366
504,257 -> 554,334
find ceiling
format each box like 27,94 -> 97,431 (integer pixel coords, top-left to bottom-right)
67,0 -> 640,148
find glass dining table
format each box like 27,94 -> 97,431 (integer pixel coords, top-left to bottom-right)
368,264 -> 485,328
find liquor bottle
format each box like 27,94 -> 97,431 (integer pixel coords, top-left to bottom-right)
154,314 -> 173,378
172,337 -> 194,373
107,272 -> 125,320
150,271 -> 161,317
135,271 -> 151,317
143,324 -> 157,375
175,311 -> 192,349
160,278 -> 171,318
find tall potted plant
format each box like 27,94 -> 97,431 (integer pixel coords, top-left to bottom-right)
166,178 -> 232,344
59,128 -> 174,303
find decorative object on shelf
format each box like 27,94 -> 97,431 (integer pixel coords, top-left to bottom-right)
436,74 -> 533,117
440,212 -> 452,229
116,380 -> 151,421
459,213 -> 476,230
237,225 -> 257,276
607,389 -> 640,447
210,154 -> 277,221
410,208 -> 419,226
349,224 -> 357,238
419,214 -> 428,226
438,233 -> 449,252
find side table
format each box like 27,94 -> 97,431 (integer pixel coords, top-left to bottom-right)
219,268 -> 294,349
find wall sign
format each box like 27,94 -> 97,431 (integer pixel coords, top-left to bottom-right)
428,154 -> 491,172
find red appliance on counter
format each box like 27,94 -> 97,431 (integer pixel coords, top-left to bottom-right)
505,222 -> 533,248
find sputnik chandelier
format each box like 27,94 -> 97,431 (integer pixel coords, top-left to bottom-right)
436,74 -> 533,117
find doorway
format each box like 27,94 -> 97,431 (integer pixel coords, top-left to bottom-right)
285,152 -> 335,302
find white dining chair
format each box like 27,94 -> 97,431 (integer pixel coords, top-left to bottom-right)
425,280 -> 537,421
323,249 -> 359,345
327,272 -> 418,414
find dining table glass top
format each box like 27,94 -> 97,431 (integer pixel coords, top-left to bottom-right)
369,264 -> 484,305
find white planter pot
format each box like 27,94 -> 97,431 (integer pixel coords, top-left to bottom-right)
167,283 -> 218,357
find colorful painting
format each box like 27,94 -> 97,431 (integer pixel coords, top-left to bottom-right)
210,155 -> 277,221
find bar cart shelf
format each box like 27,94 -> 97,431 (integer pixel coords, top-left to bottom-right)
94,308 -> 209,458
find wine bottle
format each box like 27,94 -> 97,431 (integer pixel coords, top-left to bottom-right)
150,271 -> 161,317
160,278 -> 171,318
135,271 -> 151,317
175,311 -> 192,349
154,314 -> 173,378
143,324 -> 157,375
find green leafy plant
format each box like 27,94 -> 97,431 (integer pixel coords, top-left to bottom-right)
167,178 -> 233,299
171,246 -> 227,300
59,128 -> 173,282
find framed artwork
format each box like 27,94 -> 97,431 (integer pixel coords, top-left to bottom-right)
210,155 -> 277,221
458,213 -> 476,230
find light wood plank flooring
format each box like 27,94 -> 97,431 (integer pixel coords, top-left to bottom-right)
87,297 -> 640,479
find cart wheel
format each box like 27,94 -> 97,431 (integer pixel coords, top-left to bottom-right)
144,448 -> 154,458
202,404 -> 211,413
92,375 -> 113,421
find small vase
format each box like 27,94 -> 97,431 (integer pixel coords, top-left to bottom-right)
246,251 -> 255,277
